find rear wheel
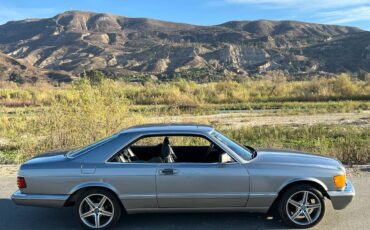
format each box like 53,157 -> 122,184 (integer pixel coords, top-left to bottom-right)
278,184 -> 325,228
74,189 -> 121,229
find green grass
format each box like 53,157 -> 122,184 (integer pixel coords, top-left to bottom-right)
221,125 -> 370,165
1,123 -> 368,165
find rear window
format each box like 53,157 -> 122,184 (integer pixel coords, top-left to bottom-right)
67,135 -> 117,158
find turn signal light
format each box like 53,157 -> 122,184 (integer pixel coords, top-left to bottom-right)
333,175 -> 346,188
17,176 -> 27,189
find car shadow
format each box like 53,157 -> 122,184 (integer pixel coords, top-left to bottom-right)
0,199 -> 286,229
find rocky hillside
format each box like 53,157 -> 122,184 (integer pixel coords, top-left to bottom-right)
0,11 -> 369,81
0,51 -> 73,83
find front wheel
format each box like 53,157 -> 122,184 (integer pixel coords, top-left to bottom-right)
74,189 -> 122,229
278,184 -> 325,228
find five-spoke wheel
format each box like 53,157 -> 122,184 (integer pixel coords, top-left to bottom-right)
278,184 -> 325,228
75,189 -> 121,229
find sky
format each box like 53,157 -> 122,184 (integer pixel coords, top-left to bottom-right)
0,0 -> 369,30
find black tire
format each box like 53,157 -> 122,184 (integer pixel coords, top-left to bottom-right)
74,188 -> 122,230
277,184 -> 325,228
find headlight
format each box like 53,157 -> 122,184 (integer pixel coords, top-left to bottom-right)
333,175 -> 346,188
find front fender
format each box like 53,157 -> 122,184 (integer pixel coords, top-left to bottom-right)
277,177 -> 329,194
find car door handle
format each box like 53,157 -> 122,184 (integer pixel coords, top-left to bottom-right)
160,169 -> 177,175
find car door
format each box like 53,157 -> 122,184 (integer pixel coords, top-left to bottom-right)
156,161 -> 250,208
102,163 -> 158,210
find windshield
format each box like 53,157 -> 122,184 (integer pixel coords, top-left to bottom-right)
210,130 -> 253,161
67,135 -> 117,158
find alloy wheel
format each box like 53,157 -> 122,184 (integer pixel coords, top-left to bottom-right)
79,194 -> 115,229
285,190 -> 322,226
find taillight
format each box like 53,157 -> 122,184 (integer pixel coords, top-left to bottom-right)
17,176 -> 27,189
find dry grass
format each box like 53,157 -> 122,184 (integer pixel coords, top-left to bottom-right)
0,75 -> 369,164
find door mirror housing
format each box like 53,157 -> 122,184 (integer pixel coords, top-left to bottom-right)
220,153 -> 235,164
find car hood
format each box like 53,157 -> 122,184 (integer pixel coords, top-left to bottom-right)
253,148 -> 344,170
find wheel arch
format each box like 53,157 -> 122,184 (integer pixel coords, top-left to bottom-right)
277,178 -> 329,196
268,178 -> 329,214
64,182 -> 125,212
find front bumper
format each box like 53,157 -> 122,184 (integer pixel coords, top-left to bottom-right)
11,190 -> 68,208
328,179 -> 355,210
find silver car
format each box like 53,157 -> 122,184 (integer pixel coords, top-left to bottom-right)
12,124 -> 354,229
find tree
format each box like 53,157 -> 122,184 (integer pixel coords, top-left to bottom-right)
30,76 -> 38,85
357,70 -> 370,81
82,70 -> 105,85
9,72 -> 25,84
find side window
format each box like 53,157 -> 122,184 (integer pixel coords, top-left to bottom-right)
108,135 -> 231,164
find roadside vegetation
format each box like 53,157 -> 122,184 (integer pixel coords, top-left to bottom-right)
1,74 -> 369,108
223,125 -> 369,165
0,74 -> 369,164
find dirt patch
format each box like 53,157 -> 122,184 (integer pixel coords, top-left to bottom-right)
151,111 -> 370,128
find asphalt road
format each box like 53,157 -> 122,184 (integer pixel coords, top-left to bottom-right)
0,170 -> 369,230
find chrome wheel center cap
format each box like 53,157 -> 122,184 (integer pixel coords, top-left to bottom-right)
94,208 -> 100,214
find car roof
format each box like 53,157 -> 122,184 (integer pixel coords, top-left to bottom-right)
119,123 -> 214,134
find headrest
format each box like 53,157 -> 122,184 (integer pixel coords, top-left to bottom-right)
161,137 -> 171,157
163,137 -> 170,145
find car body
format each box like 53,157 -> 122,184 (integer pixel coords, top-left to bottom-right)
12,124 -> 355,229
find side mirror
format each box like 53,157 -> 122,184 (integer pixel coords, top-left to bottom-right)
220,153 -> 234,164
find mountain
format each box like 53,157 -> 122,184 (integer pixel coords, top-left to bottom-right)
0,10 -> 369,82
0,51 -> 73,83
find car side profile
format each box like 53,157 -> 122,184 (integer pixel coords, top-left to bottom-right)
12,124 -> 355,229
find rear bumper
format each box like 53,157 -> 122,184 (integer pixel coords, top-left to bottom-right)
11,190 -> 68,208
328,179 -> 355,210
